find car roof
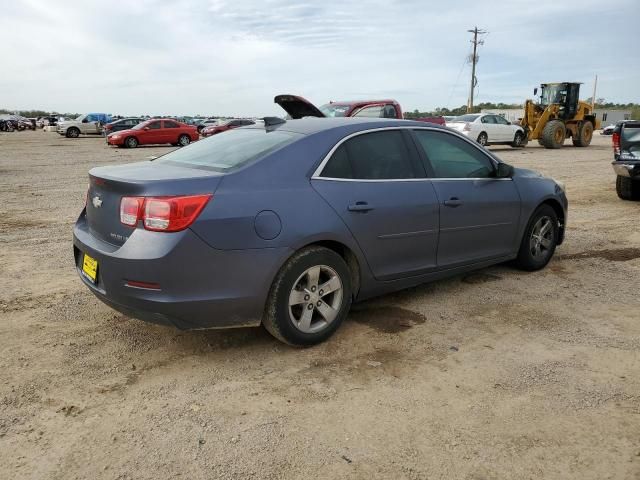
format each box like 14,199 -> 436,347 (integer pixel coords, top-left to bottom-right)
246,117 -> 445,135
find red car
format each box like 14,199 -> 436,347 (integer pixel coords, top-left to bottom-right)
275,94 -> 404,119
201,119 -> 256,137
107,119 -> 199,148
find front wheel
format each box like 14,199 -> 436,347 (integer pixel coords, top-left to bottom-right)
124,136 -> 138,148
178,134 -> 191,147
263,246 -> 352,346
511,131 -> 526,148
66,127 -> 80,138
515,204 -> 559,271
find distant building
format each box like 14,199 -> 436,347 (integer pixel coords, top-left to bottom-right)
481,108 -> 633,127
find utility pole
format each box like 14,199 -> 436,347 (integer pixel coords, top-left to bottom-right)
591,74 -> 598,109
467,27 -> 487,113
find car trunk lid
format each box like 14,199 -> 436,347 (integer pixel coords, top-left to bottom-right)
274,94 -> 325,119
86,161 -> 223,247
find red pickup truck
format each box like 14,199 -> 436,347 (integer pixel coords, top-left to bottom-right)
274,94 -> 404,120
274,94 -> 444,125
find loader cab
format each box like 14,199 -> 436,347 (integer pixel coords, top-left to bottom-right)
539,82 -> 581,119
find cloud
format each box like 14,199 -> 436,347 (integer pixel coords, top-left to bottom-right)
0,0 -> 637,116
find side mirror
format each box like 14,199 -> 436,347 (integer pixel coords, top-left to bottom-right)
143,127 -> 150,131
82,118 -> 88,123
533,87 -> 538,96
495,162 -> 514,178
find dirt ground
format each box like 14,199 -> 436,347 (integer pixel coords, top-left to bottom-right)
0,130 -> 639,480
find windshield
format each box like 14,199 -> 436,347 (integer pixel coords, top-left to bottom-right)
155,128 -> 300,172
451,114 -> 480,122
75,114 -> 84,121
320,104 -> 350,118
541,85 -> 567,106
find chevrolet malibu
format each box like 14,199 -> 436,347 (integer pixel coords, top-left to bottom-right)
74,117 -> 567,346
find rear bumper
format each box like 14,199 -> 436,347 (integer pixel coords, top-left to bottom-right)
612,160 -> 640,178
73,212 -> 292,330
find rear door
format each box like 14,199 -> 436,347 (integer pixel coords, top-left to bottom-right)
480,115 -> 499,142
163,120 -> 181,143
139,120 -> 163,145
411,129 -> 521,267
311,129 -> 440,280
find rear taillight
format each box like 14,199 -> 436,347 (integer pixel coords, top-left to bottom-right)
612,132 -> 620,155
119,195 -> 211,232
463,122 -> 471,131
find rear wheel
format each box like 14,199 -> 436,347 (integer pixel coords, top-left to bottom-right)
178,134 -> 190,147
515,204 -> 559,271
511,131 -> 526,148
541,120 -> 565,149
125,136 -> 138,148
263,246 -> 352,346
66,127 -> 80,138
572,121 -> 594,147
616,176 -> 640,200
477,132 -> 488,146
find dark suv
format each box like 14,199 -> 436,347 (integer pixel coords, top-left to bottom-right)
612,120 -> 640,200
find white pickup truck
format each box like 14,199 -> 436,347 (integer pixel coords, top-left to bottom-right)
57,114 -> 107,138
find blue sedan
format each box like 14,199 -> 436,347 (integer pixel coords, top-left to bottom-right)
73,117 -> 568,345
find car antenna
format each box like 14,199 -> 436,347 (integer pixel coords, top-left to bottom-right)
262,117 -> 286,127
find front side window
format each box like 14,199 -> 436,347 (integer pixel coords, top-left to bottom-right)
148,121 -> 162,129
321,130 -> 415,180
413,130 -> 495,179
494,115 -> 510,125
164,121 -> 179,128
155,129 -> 299,172
352,105 -> 384,118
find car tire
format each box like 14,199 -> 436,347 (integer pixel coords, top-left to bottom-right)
540,120 -> 565,149
477,132 -> 488,146
178,134 -> 190,147
515,204 -> 559,271
572,121 -> 594,147
66,127 -> 80,138
511,131 -> 526,148
616,175 -> 640,201
125,136 -> 138,148
263,246 -> 352,346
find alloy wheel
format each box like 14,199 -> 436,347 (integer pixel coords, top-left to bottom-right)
529,216 -> 554,260
288,265 -> 343,334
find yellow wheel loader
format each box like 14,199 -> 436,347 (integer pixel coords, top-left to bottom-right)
520,82 -> 599,149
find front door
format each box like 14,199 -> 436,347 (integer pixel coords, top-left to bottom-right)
139,120 -> 163,145
411,129 -> 521,267
311,129 -> 440,280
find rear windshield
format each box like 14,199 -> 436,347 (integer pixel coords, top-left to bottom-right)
155,128 -> 300,172
451,114 -> 480,122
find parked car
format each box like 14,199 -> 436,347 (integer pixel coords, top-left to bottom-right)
106,118 -> 199,148
413,116 -> 446,126
103,118 -> 143,135
612,120 -> 640,200
196,119 -> 220,133
446,113 -> 527,147
275,94 -> 404,119
37,116 -> 61,128
602,124 -> 616,135
74,117 -> 567,345
58,113 -> 112,138
201,119 -> 255,137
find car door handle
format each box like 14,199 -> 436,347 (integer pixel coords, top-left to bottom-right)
348,202 -> 374,212
443,197 -> 463,207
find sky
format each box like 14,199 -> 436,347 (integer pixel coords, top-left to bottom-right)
1,0 -> 639,117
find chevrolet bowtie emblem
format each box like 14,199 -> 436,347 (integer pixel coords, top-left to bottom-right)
92,196 -> 103,208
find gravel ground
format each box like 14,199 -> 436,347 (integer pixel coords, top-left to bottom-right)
0,130 -> 639,480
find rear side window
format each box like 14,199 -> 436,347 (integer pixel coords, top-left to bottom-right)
352,105 -> 384,118
413,130 -> 494,178
155,129 -> 299,172
321,130 -> 415,180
